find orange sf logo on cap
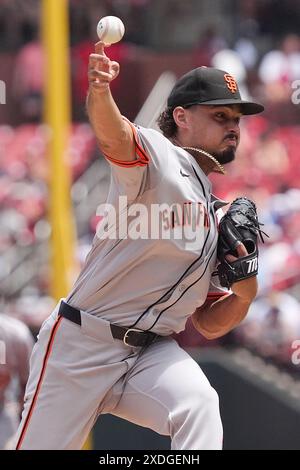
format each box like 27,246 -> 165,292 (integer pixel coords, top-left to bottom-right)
224,74 -> 238,93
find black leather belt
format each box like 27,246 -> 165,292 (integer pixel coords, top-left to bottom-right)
58,301 -> 158,348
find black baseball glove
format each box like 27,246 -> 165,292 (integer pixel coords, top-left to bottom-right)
217,197 -> 268,288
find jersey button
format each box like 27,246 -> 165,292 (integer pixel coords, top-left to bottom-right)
179,284 -> 186,292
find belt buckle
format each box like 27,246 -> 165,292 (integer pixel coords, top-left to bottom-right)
123,328 -> 142,347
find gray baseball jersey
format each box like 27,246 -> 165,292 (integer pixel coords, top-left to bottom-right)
14,122 -> 227,450
67,121 -> 229,335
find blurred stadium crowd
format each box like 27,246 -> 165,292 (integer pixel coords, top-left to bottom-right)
1,0 -> 300,377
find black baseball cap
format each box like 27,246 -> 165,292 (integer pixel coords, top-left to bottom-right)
167,67 -> 264,115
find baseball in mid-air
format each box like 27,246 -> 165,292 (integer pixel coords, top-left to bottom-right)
96,16 -> 125,45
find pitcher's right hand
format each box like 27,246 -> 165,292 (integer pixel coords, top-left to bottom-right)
88,41 -> 120,94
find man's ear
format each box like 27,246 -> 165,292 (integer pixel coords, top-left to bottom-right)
173,107 -> 189,130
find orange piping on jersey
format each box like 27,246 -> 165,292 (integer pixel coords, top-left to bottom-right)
124,117 -> 150,162
16,316 -> 63,450
206,292 -> 229,299
102,117 -> 150,168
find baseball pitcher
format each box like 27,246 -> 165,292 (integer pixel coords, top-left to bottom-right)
14,42 -> 265,450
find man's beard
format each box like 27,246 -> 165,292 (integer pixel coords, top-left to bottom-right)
212,146 -> 236,165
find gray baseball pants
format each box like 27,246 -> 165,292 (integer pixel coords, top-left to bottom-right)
13,303 -> 223,450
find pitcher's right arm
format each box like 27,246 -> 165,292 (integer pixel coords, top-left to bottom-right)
86,41 -> 136,163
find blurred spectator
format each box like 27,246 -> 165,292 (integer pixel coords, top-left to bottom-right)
149,0 -> 205,51
70,11 -> 94,119
235,291 -> 300,366
0,314 -> 34,449
7,295 -> 55,336
252,131 -> 290,177
258,34 -> 300,104
235,0 -> 260,38
193,26 -> 228,67
0,0 -> 40,51
258,0 -> 300,38
12,22 -> 44,122
234,28 -> 259,71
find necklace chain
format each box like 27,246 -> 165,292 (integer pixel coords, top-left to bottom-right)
183,147 -> 226,175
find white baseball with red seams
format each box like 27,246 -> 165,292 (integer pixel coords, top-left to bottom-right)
97,16 -> 125,45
